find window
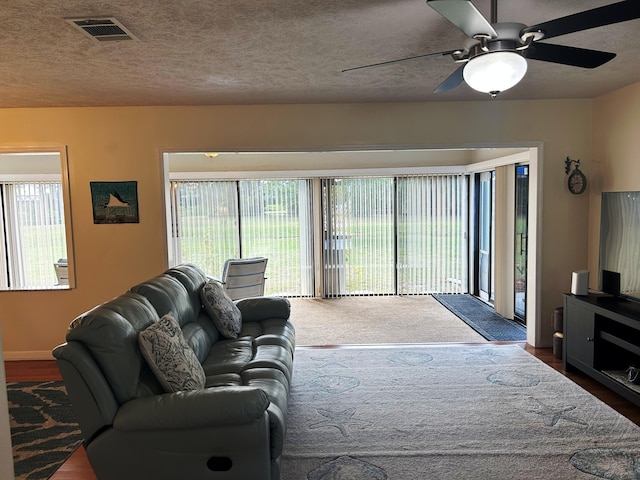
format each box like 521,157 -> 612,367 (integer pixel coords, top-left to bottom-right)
0,150 -> 73,290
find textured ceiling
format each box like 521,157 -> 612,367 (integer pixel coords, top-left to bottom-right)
2,0 -> 640,108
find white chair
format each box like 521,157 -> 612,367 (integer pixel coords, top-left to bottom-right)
54,258 -> 69,286
221,257 -> 268,300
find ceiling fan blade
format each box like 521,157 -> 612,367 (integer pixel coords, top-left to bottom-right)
525,42 -> 616,69
522,0 -> 640,41
427,0 -> 497,39
434,64 -> 465,93
342,50 -> 458,73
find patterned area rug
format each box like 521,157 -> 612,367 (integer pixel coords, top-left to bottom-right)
432,294 -> 527,341
7,381 -> 82,480
281,344 -> 640,479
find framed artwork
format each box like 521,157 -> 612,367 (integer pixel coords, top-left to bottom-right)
90,181 -> 139,224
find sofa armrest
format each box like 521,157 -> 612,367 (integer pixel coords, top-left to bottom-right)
235,296 -> 290,322
114,386 -> 270,431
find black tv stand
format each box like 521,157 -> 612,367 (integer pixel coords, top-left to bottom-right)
563,293 -> 640,407
591,293 -> 619,303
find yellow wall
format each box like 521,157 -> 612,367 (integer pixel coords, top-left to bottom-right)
589,82 -> 640,281
0,99 -> 595,356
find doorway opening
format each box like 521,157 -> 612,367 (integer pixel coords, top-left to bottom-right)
163,147 -> 540,344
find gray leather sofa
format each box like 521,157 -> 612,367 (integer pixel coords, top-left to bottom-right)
52,264 -> 295,480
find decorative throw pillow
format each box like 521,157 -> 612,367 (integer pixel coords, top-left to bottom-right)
200,279 -> 242,339
138,312 -> 206,393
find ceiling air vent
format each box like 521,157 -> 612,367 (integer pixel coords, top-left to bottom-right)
66,17 -> 139,42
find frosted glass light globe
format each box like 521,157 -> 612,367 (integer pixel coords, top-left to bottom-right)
463,51 -> 528,96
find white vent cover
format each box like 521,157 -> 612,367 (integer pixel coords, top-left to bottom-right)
66,17 -> 139,42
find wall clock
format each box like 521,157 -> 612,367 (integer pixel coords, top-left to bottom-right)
565,157 -> 587,195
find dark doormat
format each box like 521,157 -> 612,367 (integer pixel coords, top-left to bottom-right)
432,294 -> 526,341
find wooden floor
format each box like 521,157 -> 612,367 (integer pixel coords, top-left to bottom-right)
5,344 -> 640,480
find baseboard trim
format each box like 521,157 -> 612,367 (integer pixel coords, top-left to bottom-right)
4,351 -> 55,361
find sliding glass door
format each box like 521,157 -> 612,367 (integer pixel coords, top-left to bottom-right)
322,175 -> 468,296
170,179 -> 314,296
476,172 -> 495,302
514,165 -> 529,322
169,181 -> 239,270
171,174 -> 468,298
322,178 -> 395,296
397,175 -> 467,294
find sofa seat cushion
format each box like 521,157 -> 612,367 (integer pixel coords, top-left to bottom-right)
241,368 -> 289,414
254,333 -> 295,357
245,344 -> 294,385
200,279 -> 242,339
205,373 -> 243,387
138,313 -> 206,393
201,338 -> 254,376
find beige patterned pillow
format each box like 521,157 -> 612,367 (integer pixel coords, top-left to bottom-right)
200,279 -> 242,339
138,312 -> 206,392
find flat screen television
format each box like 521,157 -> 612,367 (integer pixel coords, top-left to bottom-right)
599,191 -> 640,301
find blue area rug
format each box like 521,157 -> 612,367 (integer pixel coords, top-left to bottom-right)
7,380 -> 82,480
281,344 -> 640,479
432,293 -> 526,341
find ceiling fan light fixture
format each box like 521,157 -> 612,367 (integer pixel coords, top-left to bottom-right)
463,51 -> 528,97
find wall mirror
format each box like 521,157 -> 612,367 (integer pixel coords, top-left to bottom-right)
0,148 -> 74,290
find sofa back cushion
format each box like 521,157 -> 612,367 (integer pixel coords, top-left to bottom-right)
66,292 -> 164,404
133,267 -> 220,362
130,275 -> 196,325
165,264 -> 208,313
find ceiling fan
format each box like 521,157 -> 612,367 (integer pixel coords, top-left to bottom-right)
343,0 -> 640,97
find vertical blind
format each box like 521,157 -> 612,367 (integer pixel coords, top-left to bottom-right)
396,175 -> 467,294
322,175 -> 467,296
171,179 -> 314,296
238,180 -> 314,296
322,178 -> 395,296
171,174 -> 467,298
170,181 -> 239,272
0,181 -> 67,289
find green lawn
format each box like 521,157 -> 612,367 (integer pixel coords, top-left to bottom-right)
178,215 -> 465,296
18,225 -> 67,287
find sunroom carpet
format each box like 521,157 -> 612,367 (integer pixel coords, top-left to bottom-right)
287,296 -> 488,346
